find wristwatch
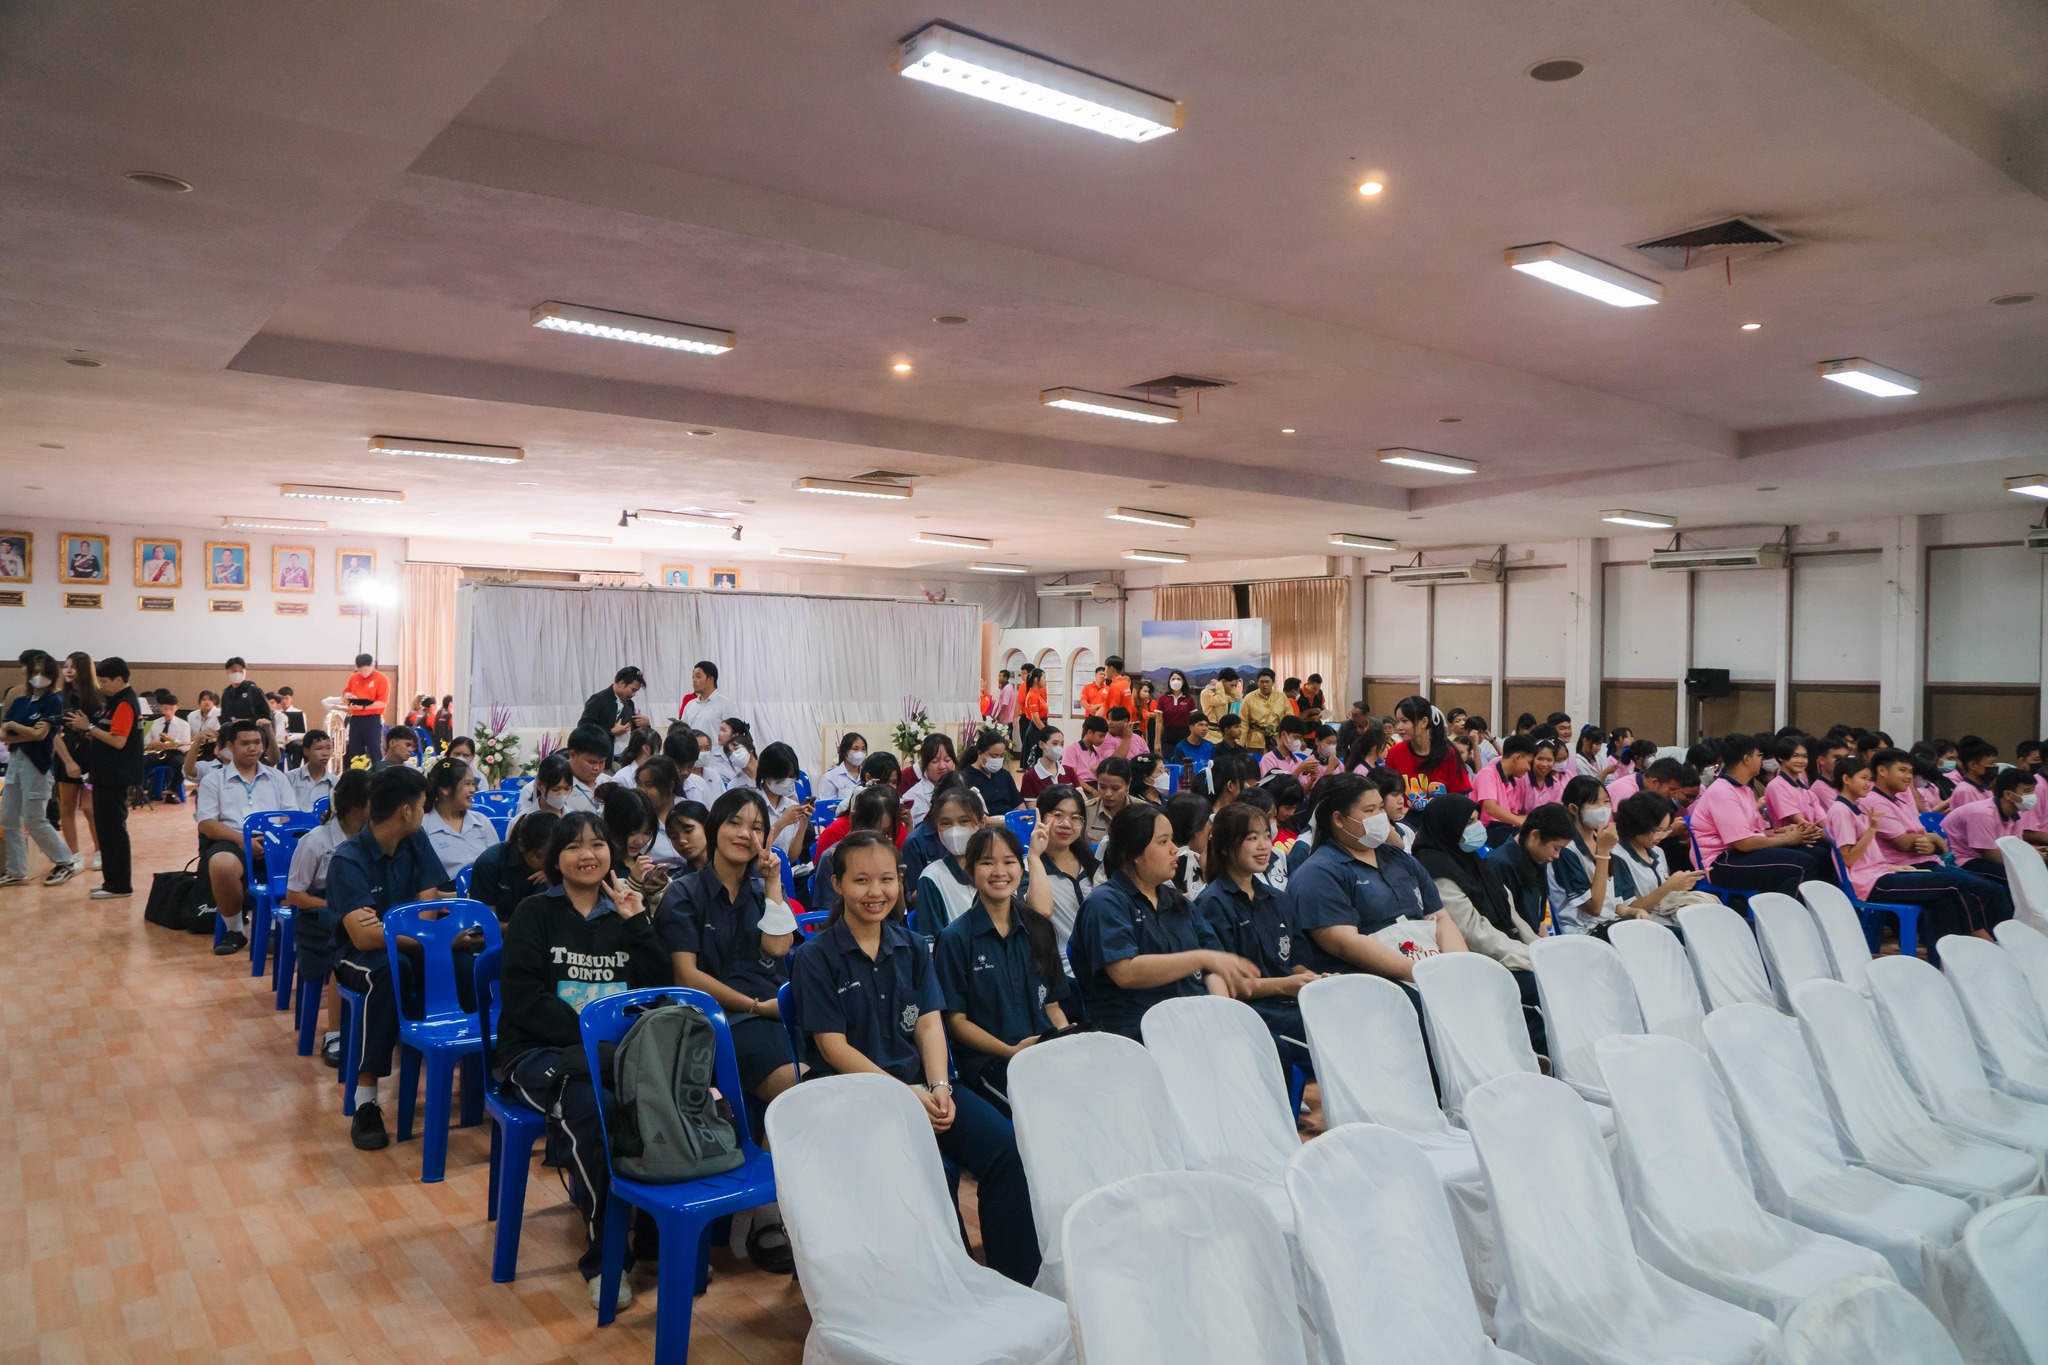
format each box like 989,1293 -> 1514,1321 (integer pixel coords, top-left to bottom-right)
922,1081 -> 952,1095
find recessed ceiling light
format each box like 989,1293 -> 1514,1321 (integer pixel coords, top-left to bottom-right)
221,515 -> 329,532
532,531 -> 612,545
934,315 -> 970,325
895,22 -> 1184,143
1107,506 -> 1195,529
1990,294 -> 2034,306
793,477 -> 913,500
1740,322 -> 1763,331
2003,476 -> 2048,500
1817,358 -> 1919,398
281,483 -> 404,504
1329,532 -> 1398,551
368,435 -> 524,464
1357,180 -> 1384,196
892,361 -> 914,373
1040,387 -> 1181,424
1528,58 -> 1585,81
969,562 -> 1031,574
913,532 -> 994,550
63,356 -> 102,368
1280,428 -> 1296,434
1377,448 -> 1478,476
124,171 -> 193,193
1124,548 -> 1190,564
1600,509 -> 1677,529
775,546 -> 846,562
530,301 -> 734,355
1506,242 -> 1663,307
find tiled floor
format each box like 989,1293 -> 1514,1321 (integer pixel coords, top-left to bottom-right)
1,800 -> 812,1364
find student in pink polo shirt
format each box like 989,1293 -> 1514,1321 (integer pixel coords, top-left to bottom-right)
1941,766 -> 2037,882
1763,734 -> 1826,827
1944,738 -> 1999,810
1472,734 -> 1537,849
1689,733 -> 1837,899
1603,738 -> 1658,804
1809,732 -> 1851,806
1856,748 -> 2011,942
1515,738 -> 1570,817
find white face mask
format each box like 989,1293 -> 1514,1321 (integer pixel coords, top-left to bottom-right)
845,749 -> 866,769
939,825 -> 974,856
982,755 -> 1005,773
1581,805 -> 1612,829
1169,678 -> 1184,692
2022,794 -> 2039,814
541,791 -> 566,811
1761,758 -> 1780,774
1353,811 -> 1394,850
766,778 -> 794,798
1151,771 -> 1171,792
727,744 -> 745,759
227,671 -> 246,685
29,674 -> 51,690
1044,743 -> 1065,764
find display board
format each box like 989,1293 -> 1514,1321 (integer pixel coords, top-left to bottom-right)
1139,617 -> 1271,690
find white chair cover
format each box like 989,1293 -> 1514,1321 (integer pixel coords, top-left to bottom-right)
1938,935 -> 2048,1103
1790,979 -> 2041,1208
1800,880 -> 1874,996
1867,956 -> 2048,1158
764,1075 -> 1075,1365
1462,1072 -> 1781,1365
1996,835 -> 2048,934
1412,953 -> 1540,1125
1608,918 -> 1709,1049
1286,1125 -> 1531,1365
1594,1033 -> 1894,1322
1752,892 -> 1839,1011
1529,936 -> 1643,1103
1952,1196 -> 2048,1365
1996,918 -> 2048,1027
1679,901 -> 1777,1011
1298,976 -> 1500,1325
1703,1004 -> 1975,1321
1778,1276 -> 1964,1365
1008,1032 -> 1184,1300
1062,1170 -> 1306,1365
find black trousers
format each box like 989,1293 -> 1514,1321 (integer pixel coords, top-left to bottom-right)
502,1047 -> 621,1280
344,714 -> 384,762
90,776 -> 132,893
335,944 -> 477,1080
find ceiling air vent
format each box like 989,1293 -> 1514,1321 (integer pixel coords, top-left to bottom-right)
1126,374 -> 1234,395
1632,217 -> 1787,272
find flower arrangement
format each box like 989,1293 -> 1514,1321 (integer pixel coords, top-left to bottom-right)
472,704 -> 523,784
892,696 -> 937,759
520,726 -> 565,777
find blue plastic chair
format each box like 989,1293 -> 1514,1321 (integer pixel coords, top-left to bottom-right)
1003,807 -> 1037,840
1918,811 -> 1946,835
146,765 -> 186,803
383,899 -> 501,1182
793,772 -> 812,803
794,909 -> 831,935
243,809 -> 319,975
260,828 -> 313,1011
769,845 -> 796,902
579,989 -> 780,1351
312,796 -> 330,819
809,797 -> 839,828
1826,842 -> 1921,960
454,865 -> 474,896
338,980 -> 364,1110
1684,820 -> 1749,914
473,789 -> 520,820
472,945 -> 551,1282
499,774 -> 534,792
775,980 -> 804,1078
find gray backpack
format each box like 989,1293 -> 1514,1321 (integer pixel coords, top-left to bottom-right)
607,1002 -> 746,1183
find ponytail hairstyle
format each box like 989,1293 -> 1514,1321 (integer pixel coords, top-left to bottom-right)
961,826 -> 1063,985
1394,695 -> 1451,770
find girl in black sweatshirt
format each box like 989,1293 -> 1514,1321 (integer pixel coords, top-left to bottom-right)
497,811 -> 671,1309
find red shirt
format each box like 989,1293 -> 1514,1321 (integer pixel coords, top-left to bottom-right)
345,669 -> 391,716
1385,740 -> 1472,796
815,816 -> 908,861
1021,688 -> 1049,724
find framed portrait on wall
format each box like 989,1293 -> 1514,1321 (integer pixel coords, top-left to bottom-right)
59,532 -> 109,585
710,566 -> 740,590
338,549 -> 376,597
205,541 -> 250,590
272,545 -> 315,592
0,530 -> 30,584
135,538 -> 182,588
661,565 -> 693,587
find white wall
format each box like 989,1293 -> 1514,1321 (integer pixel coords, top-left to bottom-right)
1691,570 -> 1783,682
1927,544 -> 2044,684
1601,563 -> 1688,679
1431,582 -> 1497,676
1791,552 -> 1883,680
1505,565 -> 1568,676
1364,572 -> 1424,678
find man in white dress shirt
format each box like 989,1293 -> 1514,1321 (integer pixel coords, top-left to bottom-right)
678,660 -> 734,736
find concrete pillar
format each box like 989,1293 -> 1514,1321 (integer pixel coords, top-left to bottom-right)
1564,537 -> 1604,724
1877,516 -> 1926,741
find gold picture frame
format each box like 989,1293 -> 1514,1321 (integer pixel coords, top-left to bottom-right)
0,530 -> 29,584
135,537 -> 183,588
338,548 -> 376,599
272,545 -> 315,593
661,565 -> 693,587
710,566 -> 740,591
205,541 -> 251,590
58,532 -> 109,585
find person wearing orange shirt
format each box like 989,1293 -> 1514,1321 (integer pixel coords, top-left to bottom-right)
1018,667 -> 1051,762
1102,654 -> 1134,721
342,652 -> 391,763
1079,665 -> 1110,719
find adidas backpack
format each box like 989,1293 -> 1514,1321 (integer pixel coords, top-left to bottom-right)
607,1002 -> 746,1183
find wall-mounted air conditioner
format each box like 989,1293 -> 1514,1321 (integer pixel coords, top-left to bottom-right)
1387,561 -> 1501,587
1035,581 -> 1124,600
1649,544 -> 1788,572
2026,527 -> 2048,551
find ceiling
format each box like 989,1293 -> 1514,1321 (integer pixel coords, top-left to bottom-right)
4,0 -> 2045,574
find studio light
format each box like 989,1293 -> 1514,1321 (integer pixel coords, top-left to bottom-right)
368,436 -> 523,464
895,23 -> 1184,142
1040,387 -> 1181,424
281,483 -> 404,504
1600,509 -> 1677,529
1506,242 -> 1663,307
793,477 -> 913,500
1817,358 -> 1920,398
1376,449 -> 1478,476
1106,506 -> 1195,529
529,301 -> 735,355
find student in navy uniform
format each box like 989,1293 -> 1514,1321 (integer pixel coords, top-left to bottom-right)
468,811 -> 560,924
1068,804 -> 1258,1040
1289,773 -> 1468,984
934,823 -> 1068,1113
327,766 -> 459,1151
961,731 -> 1022,816
914,784 -> 987,940
900,771 -> 971,912
495,811 -> 670,1309
655,788 -> 801,1122
789,831 -> 1042,1286
1032,784 -> 1100,966
1194,802 -> 1319,1076
283,769 -> 373,1067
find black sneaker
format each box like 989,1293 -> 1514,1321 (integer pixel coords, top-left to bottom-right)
351,1101 -> 389,1151
213,930 -> 248,957
321,1034 -> 342,1069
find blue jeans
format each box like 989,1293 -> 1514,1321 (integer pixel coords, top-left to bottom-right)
934,1085 -> 1041,1286
1,762 -> 72,878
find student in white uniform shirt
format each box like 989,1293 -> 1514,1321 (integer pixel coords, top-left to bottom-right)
664,729 -> 718,808
512,727 -> 609,818
815,733 -> 869,809
421,757 -> 499,882
187,691 -> 222,742
195,720 -> 299,954
753,742 -> 815,859
289,730 -> 340,812
677,659 -> 733,733
700,720 -> 757,796
285,769 -> 372,1065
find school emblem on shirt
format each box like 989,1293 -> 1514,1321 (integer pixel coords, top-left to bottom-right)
973,952 -> 993,972
899,1004 -> 920,1033
1036,983 -> 1048,1006
1277,933 -> 1292,961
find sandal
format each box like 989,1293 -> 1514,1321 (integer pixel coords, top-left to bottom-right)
746,1219 -> 795,1276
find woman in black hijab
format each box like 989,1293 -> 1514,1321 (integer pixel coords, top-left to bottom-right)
1409,793 -> 1547,1054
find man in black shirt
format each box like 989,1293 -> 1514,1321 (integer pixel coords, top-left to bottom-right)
217,656 -> 273,764
577,666 -> 649,763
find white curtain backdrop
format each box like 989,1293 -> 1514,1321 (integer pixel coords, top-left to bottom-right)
465,582 -> 980,753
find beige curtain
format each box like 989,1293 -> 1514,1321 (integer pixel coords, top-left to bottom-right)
400,562 -> 461,724
1153,582 -> 1235,621
1247,577 -> 1349,696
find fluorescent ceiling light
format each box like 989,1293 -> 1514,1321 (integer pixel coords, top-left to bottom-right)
529,301 -> 735,355
1329,532 -> 1398,551
895,23 -> 1184,143
969,561 -> 1030,574
912,531 -> 994,550
793,477 -> 913,500
2004,476 -> 2048,500
1040,387 -> 1181,424
1377,448 -> 1478,476
632,507 -> 734,528
1124,548 -> 1190,564
531,532 -> 611,545
368,435 -> 523,464
775,547 -> 846,562
1106,506 -> 1195,529
1600,509 -> 1677,529
1817,358 -> 1919,398
1505,242 -> 1663,307
222,515 -> 329,532
281,483 -> 404,504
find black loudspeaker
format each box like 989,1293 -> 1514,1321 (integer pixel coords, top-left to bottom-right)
1685,667 -> 1733,698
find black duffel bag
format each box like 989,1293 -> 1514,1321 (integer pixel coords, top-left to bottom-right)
144,858 -> 213,934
